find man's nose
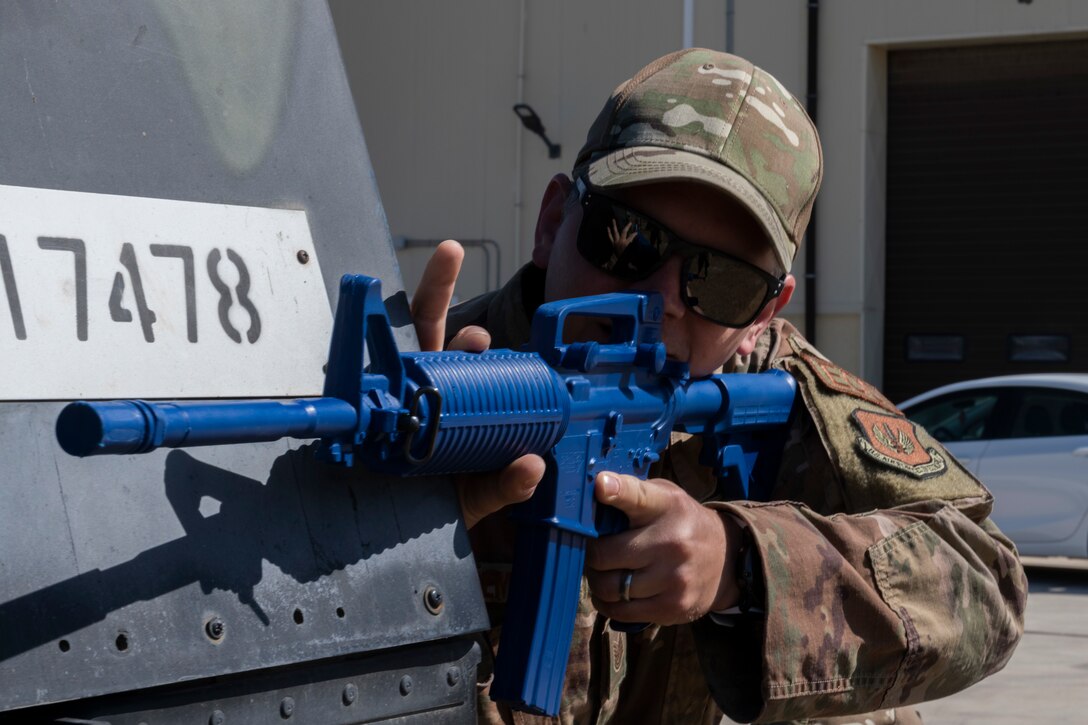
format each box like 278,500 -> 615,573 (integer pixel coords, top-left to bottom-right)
641,255 -> 687,319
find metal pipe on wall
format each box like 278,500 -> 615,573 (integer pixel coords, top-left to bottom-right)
804,0 -> 819,344
513,0 -> 527,274
725,0 -> 734,53
684,0 -> 695,47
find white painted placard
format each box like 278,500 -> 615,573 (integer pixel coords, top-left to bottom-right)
0,185 -> 332,400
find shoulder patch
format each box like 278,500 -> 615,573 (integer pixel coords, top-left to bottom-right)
851,409 -> 947,479
788,336 -> 900,414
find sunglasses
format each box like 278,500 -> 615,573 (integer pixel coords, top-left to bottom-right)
576,189 -> 786,328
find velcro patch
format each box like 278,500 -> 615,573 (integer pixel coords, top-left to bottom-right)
794,346 -> 899,414
852,409 -> 947,479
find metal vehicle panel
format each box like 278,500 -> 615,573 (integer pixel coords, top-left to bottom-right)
0,1 -> 488,720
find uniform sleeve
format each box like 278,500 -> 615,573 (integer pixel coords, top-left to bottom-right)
688,339 -> 1028,723
696,498 -> 1025,723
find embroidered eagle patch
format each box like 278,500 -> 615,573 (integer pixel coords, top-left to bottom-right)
851,409 -> 947,478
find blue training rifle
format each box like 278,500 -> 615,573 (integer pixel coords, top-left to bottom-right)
55,274 -> 797,717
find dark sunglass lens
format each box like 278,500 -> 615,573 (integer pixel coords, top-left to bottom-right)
577,201 -> 615,267
577,197 -> 670,281
683,253 -> 769,326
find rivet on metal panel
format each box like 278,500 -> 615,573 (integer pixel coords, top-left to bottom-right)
446,667 -> 461,687
342,682 -> 358,705
399,675 -> 413,696
423,586 -> 444,614
296,250 -> 310,264
209,711 -> 226,725
205,617 -> 225,641
280,696 -> 295,718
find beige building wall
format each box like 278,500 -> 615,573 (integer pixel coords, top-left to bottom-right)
330,0 -> 1087,386
330,0 -> 728,301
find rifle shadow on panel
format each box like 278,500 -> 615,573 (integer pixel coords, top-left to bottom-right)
0,446 -> 465,662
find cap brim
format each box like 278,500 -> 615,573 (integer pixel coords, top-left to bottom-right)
584,146 -> 794,273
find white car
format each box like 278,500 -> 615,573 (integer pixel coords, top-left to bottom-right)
899,374 -> 1088,558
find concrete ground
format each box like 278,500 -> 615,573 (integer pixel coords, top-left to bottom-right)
915,556 -> 1088,724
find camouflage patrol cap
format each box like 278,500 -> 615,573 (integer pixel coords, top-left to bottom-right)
573,48 -> 822,273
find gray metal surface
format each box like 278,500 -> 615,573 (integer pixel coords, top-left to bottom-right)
0,0 -> 404,320
0,0 -> 487,716
18,638 -> 481,725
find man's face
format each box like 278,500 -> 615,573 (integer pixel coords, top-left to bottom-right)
538,180 -> 791,377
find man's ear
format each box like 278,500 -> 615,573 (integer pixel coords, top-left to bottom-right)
531,174 -> 574,269
736,274 -> 795,356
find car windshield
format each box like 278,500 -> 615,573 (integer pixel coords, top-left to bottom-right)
904,392 -> 999,442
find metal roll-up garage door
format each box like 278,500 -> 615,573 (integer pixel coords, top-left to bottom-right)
883,39 -> 1088,403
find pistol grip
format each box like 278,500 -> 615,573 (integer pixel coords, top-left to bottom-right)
594,504 -> 649,634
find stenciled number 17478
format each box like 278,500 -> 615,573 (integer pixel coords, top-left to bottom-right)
0,235 -> 261,344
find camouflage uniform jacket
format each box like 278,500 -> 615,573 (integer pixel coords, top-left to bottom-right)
447,265 -> 1027,725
